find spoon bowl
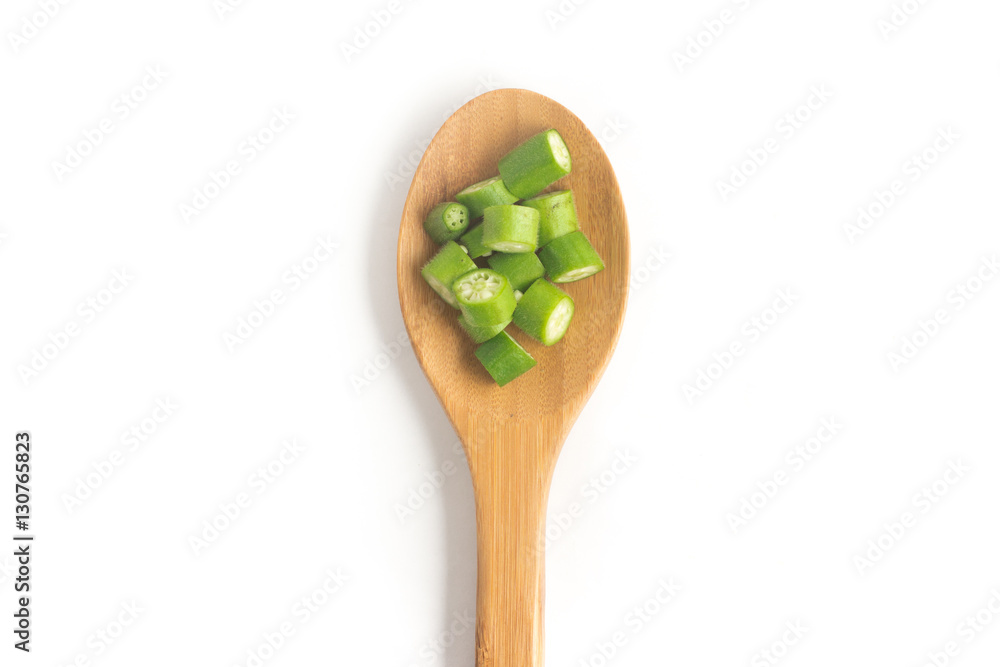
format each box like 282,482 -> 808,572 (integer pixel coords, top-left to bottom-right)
397,88 -> 629,667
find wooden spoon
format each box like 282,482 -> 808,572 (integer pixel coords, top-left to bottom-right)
397,88 -> 630,667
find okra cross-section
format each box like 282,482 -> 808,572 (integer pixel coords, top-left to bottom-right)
512,279 -> 575,346
474,331 -> 537,386
455,176 -> 518,220
421,241 -> 477,308
498,129 -> 572,200
538,230 -> 604,283
521,189 -> 579,247
482,205 -> 540,254
423,202 -> 470,244
452,268 -> 517,327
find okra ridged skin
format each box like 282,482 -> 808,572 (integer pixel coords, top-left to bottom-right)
421,241 -> 477,308
458,314 -> 510,344
459,224 -> 492,259
482,205 -> 540,254
521,189 -> 580,247
498,129 -> 572,199
474,331 -> 537,386
423,202 -> 470,244
538,230 -> 605,283
452,269 -> 517,327
512,279 -> 575,346
455,176 -> 518,220
487,252 -> 546,292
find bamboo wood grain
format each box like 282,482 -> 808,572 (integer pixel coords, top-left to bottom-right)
397,88 -> 630,667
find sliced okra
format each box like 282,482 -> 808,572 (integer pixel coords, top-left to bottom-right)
498,129 -> 572,199
457,314 -> 510,344
538,231 -> 604,283
482,205 -> 539,254
455,176 -> 518,220
452,268 -> 517,327
474,331 -> 537,386
512,279 -> 574,346
423,202 -> 470,244
521,189 -> 579,247
421,241 -> 477,308
487,251 -> 546,293
459,224 -> 492,259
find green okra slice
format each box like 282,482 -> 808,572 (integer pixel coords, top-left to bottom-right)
512,279 -> 574,346
538,231 -> 604,283
498,129 -> 572,200
457,314 -> 510,344
487,251 -> 545,292
452,268 -> 517,327
423,202 -> 470,244
521,189 -> 579,247
459,224 -> 492,259
421,241 -> 477,308
455,176 -> 518,220
482,205 -> 540,254
474,331 -> 537,386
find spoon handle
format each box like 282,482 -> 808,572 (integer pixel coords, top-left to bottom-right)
466,419 -> 559,667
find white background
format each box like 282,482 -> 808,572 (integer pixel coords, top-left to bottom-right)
1,0 -> 999,665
